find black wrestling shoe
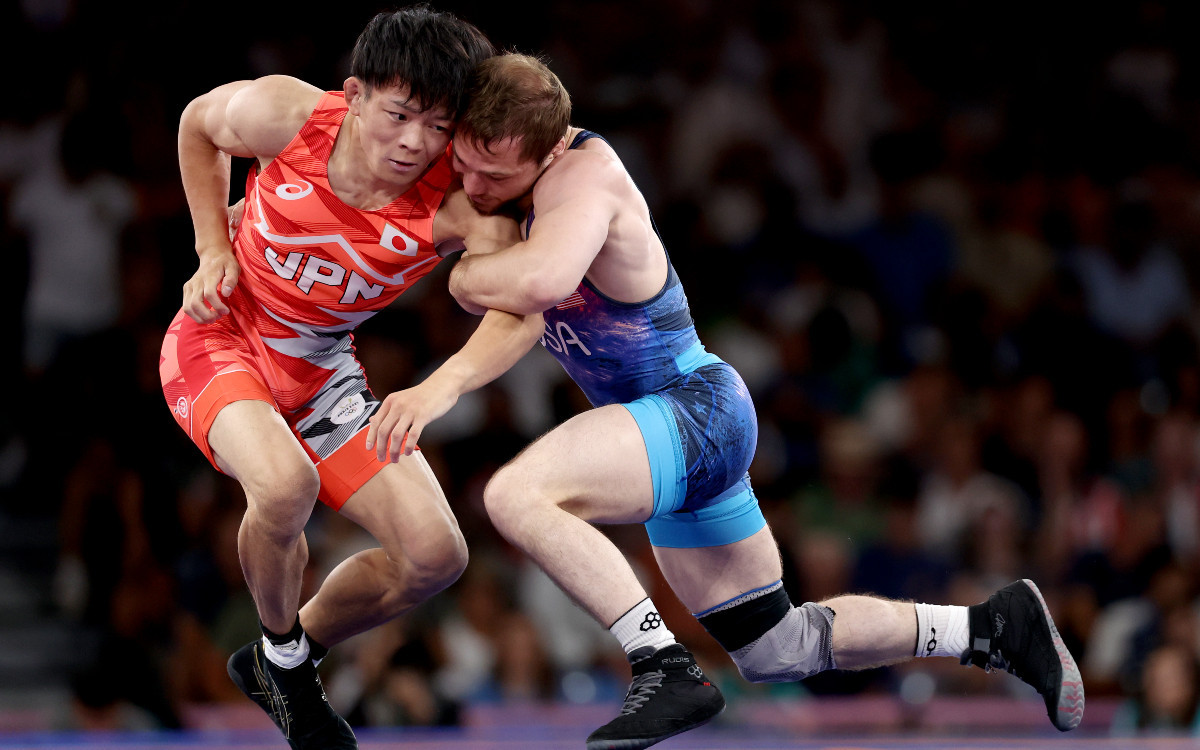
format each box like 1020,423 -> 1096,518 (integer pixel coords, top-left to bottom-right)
586,644 -> 725,750
960,579 -> 1085,731
227,641 -> 357,749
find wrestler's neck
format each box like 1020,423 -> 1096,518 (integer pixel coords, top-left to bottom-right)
520,126 -> 580,212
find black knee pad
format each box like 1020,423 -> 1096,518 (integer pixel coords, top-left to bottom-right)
698,586 -> 792,651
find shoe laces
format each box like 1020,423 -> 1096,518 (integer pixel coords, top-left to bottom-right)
619,670 -> 665,715
253,660 -> 294,736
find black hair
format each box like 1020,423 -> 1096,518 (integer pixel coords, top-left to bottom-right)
350,4 -> 495,118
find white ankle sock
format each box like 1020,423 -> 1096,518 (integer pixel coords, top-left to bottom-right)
610,598 -> 676,660
913,603 -> 968,658
262,632 -> 311,669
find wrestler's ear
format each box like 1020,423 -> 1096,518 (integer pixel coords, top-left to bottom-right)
344,77 -> 367,115
541,136 -> 568,168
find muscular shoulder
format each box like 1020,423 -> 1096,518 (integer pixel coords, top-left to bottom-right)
226,76 -> 324,159
532,147 -> 633,220
536,148 -> 630,211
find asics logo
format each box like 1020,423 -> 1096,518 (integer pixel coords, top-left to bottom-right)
275,180 -> 314,200
640,612 -> 662,631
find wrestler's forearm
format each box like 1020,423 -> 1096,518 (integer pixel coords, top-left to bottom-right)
450,251 -> 562,315
433,309 -> 543,394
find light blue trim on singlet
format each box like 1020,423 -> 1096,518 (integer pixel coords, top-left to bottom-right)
620,342 -> 719,520
623,391 -> 766,549
645,474 -> 766,549
623,395 -> 685,518
675,341 -> 721,374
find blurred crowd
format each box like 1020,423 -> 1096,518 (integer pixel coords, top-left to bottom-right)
4,0 -> 1200,737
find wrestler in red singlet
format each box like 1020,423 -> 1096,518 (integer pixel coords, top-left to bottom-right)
161,92 -> 454,509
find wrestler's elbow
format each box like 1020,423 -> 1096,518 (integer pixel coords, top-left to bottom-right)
448,267 -> 484,311
522,273 -> 577,315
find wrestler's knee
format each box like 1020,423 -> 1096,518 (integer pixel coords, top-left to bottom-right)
397,520 -> 469,597
733,602 -> 836,683
482,460 -> 535,527
239,460 -> 321,537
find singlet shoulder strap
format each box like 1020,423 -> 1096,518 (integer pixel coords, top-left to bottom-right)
569,129 -> 605,149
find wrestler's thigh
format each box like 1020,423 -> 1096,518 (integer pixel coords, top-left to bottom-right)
336,450 -> 460,552
653,525 -> 785,613
209,399 -> 314,495
504,404 -> 654,525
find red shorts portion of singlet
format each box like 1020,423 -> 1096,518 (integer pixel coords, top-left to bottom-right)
159,301 -> 386,511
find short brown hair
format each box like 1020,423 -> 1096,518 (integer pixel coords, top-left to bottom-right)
458,54 -> 572,163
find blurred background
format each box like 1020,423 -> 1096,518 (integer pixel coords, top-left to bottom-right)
3,0 -> 1200,739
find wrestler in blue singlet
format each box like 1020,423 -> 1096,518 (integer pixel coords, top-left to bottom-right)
527,130 -> 765,549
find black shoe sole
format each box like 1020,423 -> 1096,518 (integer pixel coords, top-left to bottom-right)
585,695 -> 726,750
1020,579 -> 1085,731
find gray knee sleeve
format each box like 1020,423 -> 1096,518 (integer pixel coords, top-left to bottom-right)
731,602 -> 835,683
